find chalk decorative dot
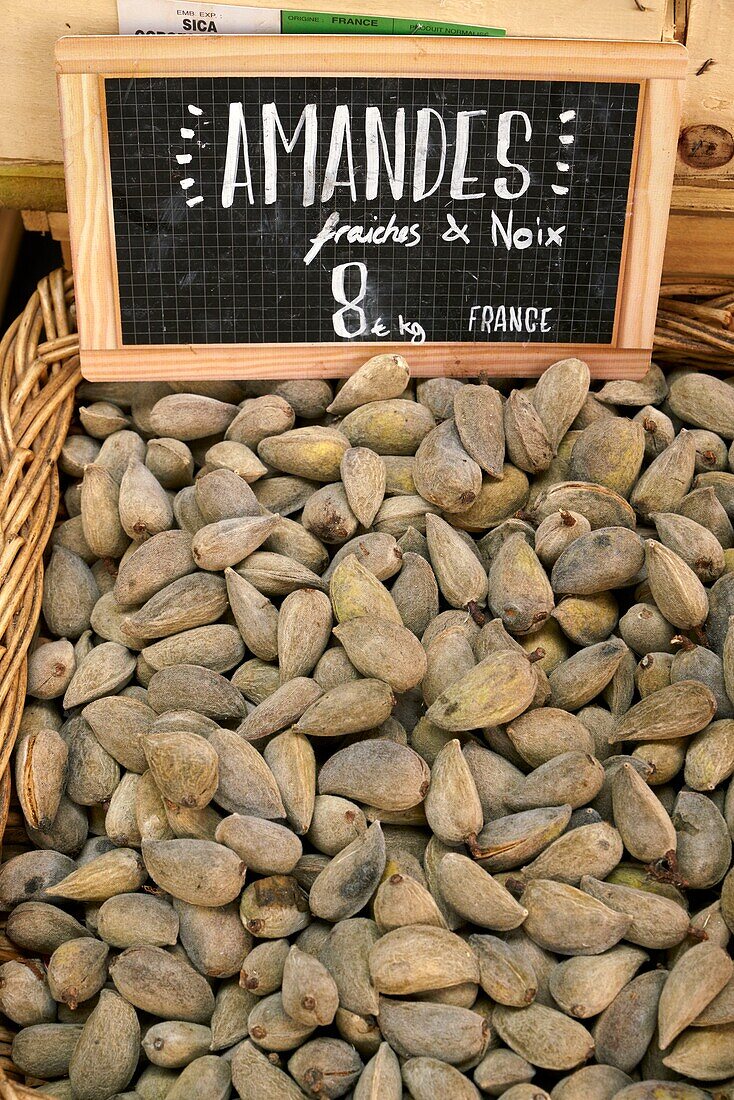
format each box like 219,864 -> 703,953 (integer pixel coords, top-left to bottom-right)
559,135 -> 574,145
180,127 -> 195,139
188,104 -> 203,116
179,178 -> 195,190
186,196 -> 204,207
176,154 -> 192,165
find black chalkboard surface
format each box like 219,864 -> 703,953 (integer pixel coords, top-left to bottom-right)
104,75 -> 639,348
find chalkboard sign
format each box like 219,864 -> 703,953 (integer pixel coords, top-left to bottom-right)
56,35 -> 687,380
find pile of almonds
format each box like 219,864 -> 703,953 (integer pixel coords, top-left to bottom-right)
2,354 -> 734,1099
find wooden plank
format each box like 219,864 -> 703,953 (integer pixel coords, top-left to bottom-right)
55,34 -> 687,80
664,212 -> 734,276
82,344 -> 652,380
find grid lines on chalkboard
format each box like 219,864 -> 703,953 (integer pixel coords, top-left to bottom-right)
104,75 -> 640,347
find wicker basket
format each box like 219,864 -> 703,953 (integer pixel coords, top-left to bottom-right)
0,268 -> 729,1096
0,268 -> 79,1098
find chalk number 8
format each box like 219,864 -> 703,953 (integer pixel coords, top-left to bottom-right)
332,262 -> 367,339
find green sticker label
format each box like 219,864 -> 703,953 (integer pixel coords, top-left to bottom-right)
280,10 -> 505,36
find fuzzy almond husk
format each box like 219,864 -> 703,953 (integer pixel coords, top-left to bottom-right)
658,941 -> 734,1050
340,400 -> 435,456
423,740 -> 482,846
422,626 -> 477,709
569,418 -> 645,500
142,731 -> 219,809
15,728 -> 68,832
488,533 -> 554,635
611,762 -> 677,862
425,513 -> 488,610
293,679 -> 395,738
125,572 -> 228,640
119,459 -> 174,542
109,944 -> 215,1022
142,839 -> 245,907
277,588 -> 333,681
504,389 -> 554,474
309,823 -> 386,922
532,481 -> 636,530
551,527 -> 645,595
333,615 -> 427,693
327,354 -> 410,415
391,552 -> 439,637
609,679 -> 716,743
531,357 -> 591,452
329,553 -> 402,624
258,425 -> 351,481
317,739 -> 429,811
225,568 -> 279,661
454,383 -> 505,479
413,419 -> 482,513
438,853 -> 528,930
192,514 -> 280,572
651,511 -> 725,584
113,529 -> 196,608
263,730 -> 316,836
149,394 -> 239,440
340,447 -> 386,527
630,428 -> 697,518
427,650 -> 537,732
281,945 -> 339,1027
46,848 -> 147,902
368,925 -> 479,995
147,664 -> 246,720
208,726 -> 286,819
668,371 -> 734,440
494,1001 -> 594,1071
81,463 -> 129,559
644,539 -> 709,630
579,876 -> 689,950
377,998 -> 488,1064
521,879 -> 631,956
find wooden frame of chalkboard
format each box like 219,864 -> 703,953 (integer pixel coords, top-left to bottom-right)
56,35 -> 687,380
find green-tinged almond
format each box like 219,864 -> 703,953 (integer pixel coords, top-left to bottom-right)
630,429 -> 696,517
449,467 -> 531,533
652,511 -> 725,583
11,1023 -> 83,1079
663,1024 -> 734,1082
580,876 -> 689,949
426,513 -> 488,609
340,399 -> 435,456
533,481 -> 636,530
309,822 -> 385,922
237,677 -> 322,742
609,680 -> 716,742
332,615 -> 426,693
281,945 -> 339,1027
521,879 -> 631,955
47,937 -> 109,1008
230,1039 -> 307,1100
136,769 -> 175,842
263,729 -> 316,835
240,875 -> 310,938
424,740 -> 482,845
45,848 -> 145,903
391,551 -> 439,637
278,588 -> 332,681
488,534 -> 554,635
204,439 -> 267,483
507,708 -> 593,768
645,539 -> 709,629
373,493 -> 442,536
552,528 -> 644,595
535,511 -> 592,569
194,466 -> 260,522
414,419 -> 482,512
438,854 -> 528,930
635,405 -> 676,460
226,394 -> 295,447
685,718 -> 734,790
317,739 -> 429,811
506,752 -> 604,812
427,650 -> 536,732
493,1002 -> 594,1071
553,591 -> 619,647
570,418 -> 644,499
224,568 -> 279,661
258,425 -> 350,481
330,553 -> 401,623
454,384 -> 505,478
325,532 -> 403,584
520,822 -> 623,885
548,945 -> 647,1019
668,371 -> 734,439
293,679 -> 394,738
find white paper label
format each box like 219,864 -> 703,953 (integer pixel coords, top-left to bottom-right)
117,0 -> 280,34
